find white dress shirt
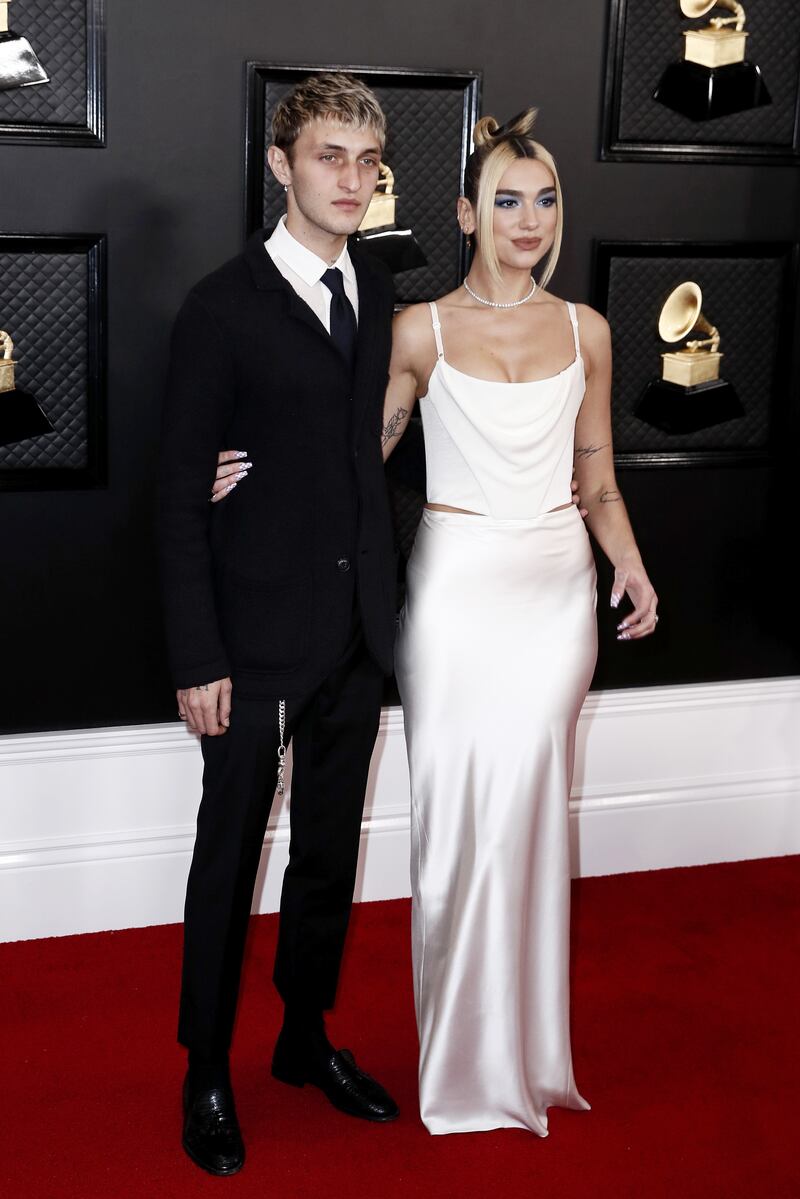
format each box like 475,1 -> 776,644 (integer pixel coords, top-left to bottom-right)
265,215 -> 359,333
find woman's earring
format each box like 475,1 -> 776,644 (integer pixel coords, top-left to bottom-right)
284,183 -> 289,193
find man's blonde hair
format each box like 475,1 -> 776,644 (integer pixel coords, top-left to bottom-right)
464,109 -> 563,290
272,72 -> 387,158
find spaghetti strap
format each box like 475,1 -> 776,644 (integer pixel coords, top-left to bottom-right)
566,301 -> 580,357
429,301 -> 444,360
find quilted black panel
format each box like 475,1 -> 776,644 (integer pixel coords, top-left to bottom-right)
614,0 -> 800,147
603,250 -> 788,454
253,71 -> 477,303
0,250 -> 90,469
0,0 -> 87,127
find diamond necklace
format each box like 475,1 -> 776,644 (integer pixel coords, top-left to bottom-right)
463,276 -> 536,309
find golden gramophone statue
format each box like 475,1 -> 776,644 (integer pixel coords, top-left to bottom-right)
0,329 -> 55,447
0,329 -> 16,393
0,0 -> 49,91
355,162 -> 427,274
635,283 -> 743,434
654,1 -> 770,120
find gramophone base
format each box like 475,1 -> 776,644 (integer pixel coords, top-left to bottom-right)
355,225 -> 427,274
0,388 -> 55,447
0,32 -> 50,91
635,378 -> 743,435
653,59 -> 771,121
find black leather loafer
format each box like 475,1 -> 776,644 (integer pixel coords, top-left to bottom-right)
272,1034 -> 399,1122
182,1074 -> 245,1176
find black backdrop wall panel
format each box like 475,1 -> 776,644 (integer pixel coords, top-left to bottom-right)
600,246 -> 791,457
0,0 -> 104,144
0,0 -> 798,733
614,0 -> 800,149
0,0 -> 85,124
0,235 -> 106,486
0,250 -> 89,467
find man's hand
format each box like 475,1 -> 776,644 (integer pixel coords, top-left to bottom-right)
571,477 -> 588,519
177,678 -> 232,735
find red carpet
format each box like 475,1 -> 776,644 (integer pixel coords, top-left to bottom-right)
3,857 -> 799,1198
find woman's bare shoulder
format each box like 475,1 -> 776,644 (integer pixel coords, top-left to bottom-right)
571,303 -> 611,379
573,302 -> 611,346
393,300 -> 433,328
392,301 -> 435,349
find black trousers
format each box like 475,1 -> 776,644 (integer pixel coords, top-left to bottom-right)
178,628 -> 384,1056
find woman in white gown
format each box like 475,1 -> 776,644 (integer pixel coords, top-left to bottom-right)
382,110 -> 658,1136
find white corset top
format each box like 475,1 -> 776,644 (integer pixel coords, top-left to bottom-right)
419,300 -> 586,518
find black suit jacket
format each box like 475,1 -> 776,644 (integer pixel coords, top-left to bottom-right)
158,230 -> 397,699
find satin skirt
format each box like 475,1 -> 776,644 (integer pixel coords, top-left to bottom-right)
395,505 -> 598,1136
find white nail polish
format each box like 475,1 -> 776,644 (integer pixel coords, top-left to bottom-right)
610,595 -> 620,608
235,450 -> 248,459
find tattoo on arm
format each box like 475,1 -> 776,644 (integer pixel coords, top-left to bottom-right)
381,407 -> 408,447
599,489 -> 621,504
575,443 -> 608,460
194,684 -> 210,692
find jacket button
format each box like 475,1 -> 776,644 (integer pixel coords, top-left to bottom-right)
337,557 -> 351,572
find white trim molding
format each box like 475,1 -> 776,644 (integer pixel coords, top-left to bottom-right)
1,678 -> 798,941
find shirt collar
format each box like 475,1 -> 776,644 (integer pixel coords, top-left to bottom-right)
268,215 -> 355,286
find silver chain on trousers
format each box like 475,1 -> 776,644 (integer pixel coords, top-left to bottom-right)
276,699 -> 287,796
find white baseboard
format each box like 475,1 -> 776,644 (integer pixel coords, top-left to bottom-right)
1,678 -> 798,941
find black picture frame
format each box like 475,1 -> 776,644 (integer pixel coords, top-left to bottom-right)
0,233 -> 107,490
0,0 -> 105,147
244,62 -> 481,304
592,239 -> 799,467
601,0 -> 800,164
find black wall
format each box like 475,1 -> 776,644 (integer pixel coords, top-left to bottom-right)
1,0 -> 798,733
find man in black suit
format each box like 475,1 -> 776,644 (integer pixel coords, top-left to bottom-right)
158,73 -> 399,1177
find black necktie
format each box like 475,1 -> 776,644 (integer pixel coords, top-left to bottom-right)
321,267 -> 357,368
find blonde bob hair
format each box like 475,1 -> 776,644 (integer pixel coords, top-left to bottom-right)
463,109 -> 563,289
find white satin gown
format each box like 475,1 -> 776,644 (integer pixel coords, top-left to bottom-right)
395,300 -> 597,1136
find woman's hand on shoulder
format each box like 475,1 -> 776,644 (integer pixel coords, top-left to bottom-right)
211,449 -> 251,502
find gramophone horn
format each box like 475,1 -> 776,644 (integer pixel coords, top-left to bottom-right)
679,0 -> 746,26
680,0 -> 717,17
658,282 -> 703,342
658,280 -> 720,358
